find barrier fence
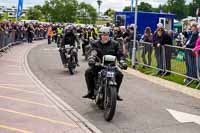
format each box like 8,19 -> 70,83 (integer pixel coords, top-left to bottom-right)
130,40 -> 200,88
0,30 -> 46,52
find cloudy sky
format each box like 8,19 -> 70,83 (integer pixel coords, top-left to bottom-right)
0,0 -> 192,11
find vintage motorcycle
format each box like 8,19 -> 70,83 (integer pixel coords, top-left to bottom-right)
60,44 -> 78,75
89,50 -> 125,121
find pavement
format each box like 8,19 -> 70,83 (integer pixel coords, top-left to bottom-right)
27,41 -> 200,133
0,40 -> 101,133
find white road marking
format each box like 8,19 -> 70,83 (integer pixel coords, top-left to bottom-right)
167,109 -> 200,125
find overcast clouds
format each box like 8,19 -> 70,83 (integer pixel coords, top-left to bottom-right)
1,0 -> 192,11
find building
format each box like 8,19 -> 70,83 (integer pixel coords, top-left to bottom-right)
98,15 -> 112,21
7,7 -> 17,18
181,16 -> 199,29
0,6 -> 6,16
115,11 -> 175,34
0,5 -> 28,18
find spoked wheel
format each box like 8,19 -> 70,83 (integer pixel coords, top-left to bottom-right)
104,86 -> 117,121
68,55 -> 76,75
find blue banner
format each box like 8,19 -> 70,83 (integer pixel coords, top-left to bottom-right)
16,0 -> 23,20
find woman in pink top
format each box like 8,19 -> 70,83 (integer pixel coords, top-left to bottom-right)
193,24 -> 200,78
194,37 -> 200,53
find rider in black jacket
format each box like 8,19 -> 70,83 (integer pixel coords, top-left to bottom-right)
59,25 -> 80,67
82,27 -> 128,101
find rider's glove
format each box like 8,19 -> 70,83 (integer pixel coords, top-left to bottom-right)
77,45 -> 81,49
119,60 -> 128,70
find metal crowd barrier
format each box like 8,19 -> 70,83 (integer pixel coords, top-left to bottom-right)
0,31 -> 17,52
132,41 -> 200,87
0,29 -> 46,52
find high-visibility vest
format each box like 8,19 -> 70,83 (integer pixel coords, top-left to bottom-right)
86,31 -> 93,39
57,28 -> 63,35
48,27 -> 53,37
94,27 -> 98,34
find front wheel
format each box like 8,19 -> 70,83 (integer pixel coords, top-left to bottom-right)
68,55 -> 76,75
104,86 -> 117,121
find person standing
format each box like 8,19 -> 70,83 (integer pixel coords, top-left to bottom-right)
141,27 -> 153,67
47,25 -> 53,45
184,22 -> 199,84
153,23 -> 169,75
27,24 -> 34,43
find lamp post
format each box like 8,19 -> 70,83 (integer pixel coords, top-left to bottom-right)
132,0 -> 138,68
97,0 -> 102,16
131,0 -> 133,12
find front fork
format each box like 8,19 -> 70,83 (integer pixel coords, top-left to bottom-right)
104,77 -> 117,106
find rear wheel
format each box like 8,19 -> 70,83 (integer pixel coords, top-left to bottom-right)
104,86 -> 117,121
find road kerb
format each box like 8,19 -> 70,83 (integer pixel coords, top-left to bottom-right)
23,43 -> 102,133
124,68 -> 200,99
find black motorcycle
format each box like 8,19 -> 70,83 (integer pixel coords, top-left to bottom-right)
90,51 -> 122,121
60,44 -> 77,75
57,34 -> 63,48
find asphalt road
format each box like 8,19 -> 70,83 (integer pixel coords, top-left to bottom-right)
28,42 -> 200,133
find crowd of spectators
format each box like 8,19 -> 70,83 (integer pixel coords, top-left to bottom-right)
0,21 -> 48,45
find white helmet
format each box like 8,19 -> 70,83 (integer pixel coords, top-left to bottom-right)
88,25 -> 93,29
65,25 -> 72,31
129,24 -> 135,28
99,26 -> 110,34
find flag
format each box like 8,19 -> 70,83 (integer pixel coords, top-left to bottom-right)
16,0 -> 23,20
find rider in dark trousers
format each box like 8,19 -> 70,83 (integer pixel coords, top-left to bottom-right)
59,25 -> 80,68
82,26 -> 128,101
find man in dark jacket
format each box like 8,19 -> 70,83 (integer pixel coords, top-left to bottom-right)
184,22 -> 199,84
59,25 -> 80,67
153,23 -> 170,75
83,27 -> 127,101
27,24 -> 34,43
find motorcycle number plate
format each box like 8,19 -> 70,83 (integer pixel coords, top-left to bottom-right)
65,45 -> 71,49
107,72 -> 115,78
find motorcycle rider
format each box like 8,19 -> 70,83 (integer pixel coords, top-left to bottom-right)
56,24 -> 64,46
83,26 -> 128,101
82,26 -> 97,56
59,25 -> 80,68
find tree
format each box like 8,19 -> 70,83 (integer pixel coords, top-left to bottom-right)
159,4 -> 170,13
42,0 -> 78,22
188,0 -> 200,16
26,7 -> 42,20
123,6 -> 131,11
104,8 -> 115,18
123,2 -> 153,12
167,0 -> 187,20
78,2 -> 97,24
138,2 -> 152,12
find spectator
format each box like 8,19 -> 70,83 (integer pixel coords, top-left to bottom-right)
164,30 -> 173,75
141,27 -> 153,67
47,25 -> 53,44
184,22 -> 199,84
125,24 -> 135,59
27,24 -> 34,43
192,24 -> 200,78
153,23 -> 169,75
